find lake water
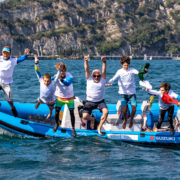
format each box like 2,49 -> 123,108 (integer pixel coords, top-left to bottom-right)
0,59 -> 180,179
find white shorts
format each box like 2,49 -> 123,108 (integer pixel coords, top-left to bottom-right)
0,83 -> 12,101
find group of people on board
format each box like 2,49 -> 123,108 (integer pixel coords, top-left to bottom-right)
0,46 -> 180,136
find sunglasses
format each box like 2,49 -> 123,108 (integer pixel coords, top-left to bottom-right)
93,74 -> 101,78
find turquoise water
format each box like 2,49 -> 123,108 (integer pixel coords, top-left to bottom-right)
0,59 -> 180,179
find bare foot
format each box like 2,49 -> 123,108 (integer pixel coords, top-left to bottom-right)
97,126 -> 102,134
122,120 -> 127,129
97,127 -> 103,135
129,120 -> 133,128
90,118 -> 95,129
53,122 -> 59,132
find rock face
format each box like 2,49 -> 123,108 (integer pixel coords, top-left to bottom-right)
0,0 -> 180,57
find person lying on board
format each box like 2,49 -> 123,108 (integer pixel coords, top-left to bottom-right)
106,56 -> 149,129
34,55 -> 60,119
53,62 -> 76,136
82,56 -> 108,135
146,82 -> 180,135
0,46 -> 30,117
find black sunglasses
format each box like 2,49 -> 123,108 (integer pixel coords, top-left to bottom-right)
93,74 -> 101,78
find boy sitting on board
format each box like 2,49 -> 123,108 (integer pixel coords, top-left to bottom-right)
146,82 -> 180,135
34,55 -> 60,119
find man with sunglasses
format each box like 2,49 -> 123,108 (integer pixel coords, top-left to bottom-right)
82,56 -> 108,135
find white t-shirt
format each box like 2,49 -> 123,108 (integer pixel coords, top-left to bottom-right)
108,68 -> 139,95
0,56 -> 17,84
86,77 -> 106,102
54,72 -> 74,98
39,78 -> 55,103
148,89 -> 178,110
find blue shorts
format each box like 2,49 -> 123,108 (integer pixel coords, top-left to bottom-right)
120,94 -> 137,106
83,100 -> 107,115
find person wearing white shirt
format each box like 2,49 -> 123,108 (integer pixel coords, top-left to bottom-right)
53,62 -> 76,136
146,82 -> 180,135
107,56 -> 139,129
34,55 -> 60,119
0,46 -> 30,117
83,56 -> 108,135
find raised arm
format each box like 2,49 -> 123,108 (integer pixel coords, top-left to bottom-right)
84,56 -> 91,79
53,71 -> 60,85
55,63 -> 73,86
101,56 -> 106,79
34,55 -> 41,80
17,48 -> 30,64
138,63 -> 150,81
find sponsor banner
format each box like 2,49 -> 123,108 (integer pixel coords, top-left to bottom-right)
155,136 -> 175,141
108,134 -> 138,141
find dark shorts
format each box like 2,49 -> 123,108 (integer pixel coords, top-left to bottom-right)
83,99 -> 107,115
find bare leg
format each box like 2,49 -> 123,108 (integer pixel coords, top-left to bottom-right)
46,106 -> 53,119
8,100 -> 18,117
129,105 -> 136,128
82,113 -> 95,129
122,105 -> 128,129
97,108 -> 108,135
35,101 -> 40,109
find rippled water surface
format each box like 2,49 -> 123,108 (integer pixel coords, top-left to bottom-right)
0,59 -> 180,179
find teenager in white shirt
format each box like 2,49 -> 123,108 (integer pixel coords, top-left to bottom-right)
107,56 -> 139,129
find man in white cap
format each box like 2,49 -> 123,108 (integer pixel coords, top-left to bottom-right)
0,46 -> 30,116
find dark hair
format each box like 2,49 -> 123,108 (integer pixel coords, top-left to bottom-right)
160,82 -> 171,91
120,56 -> 130,65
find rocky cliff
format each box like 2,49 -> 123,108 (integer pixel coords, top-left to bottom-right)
0,0 -> 180,58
